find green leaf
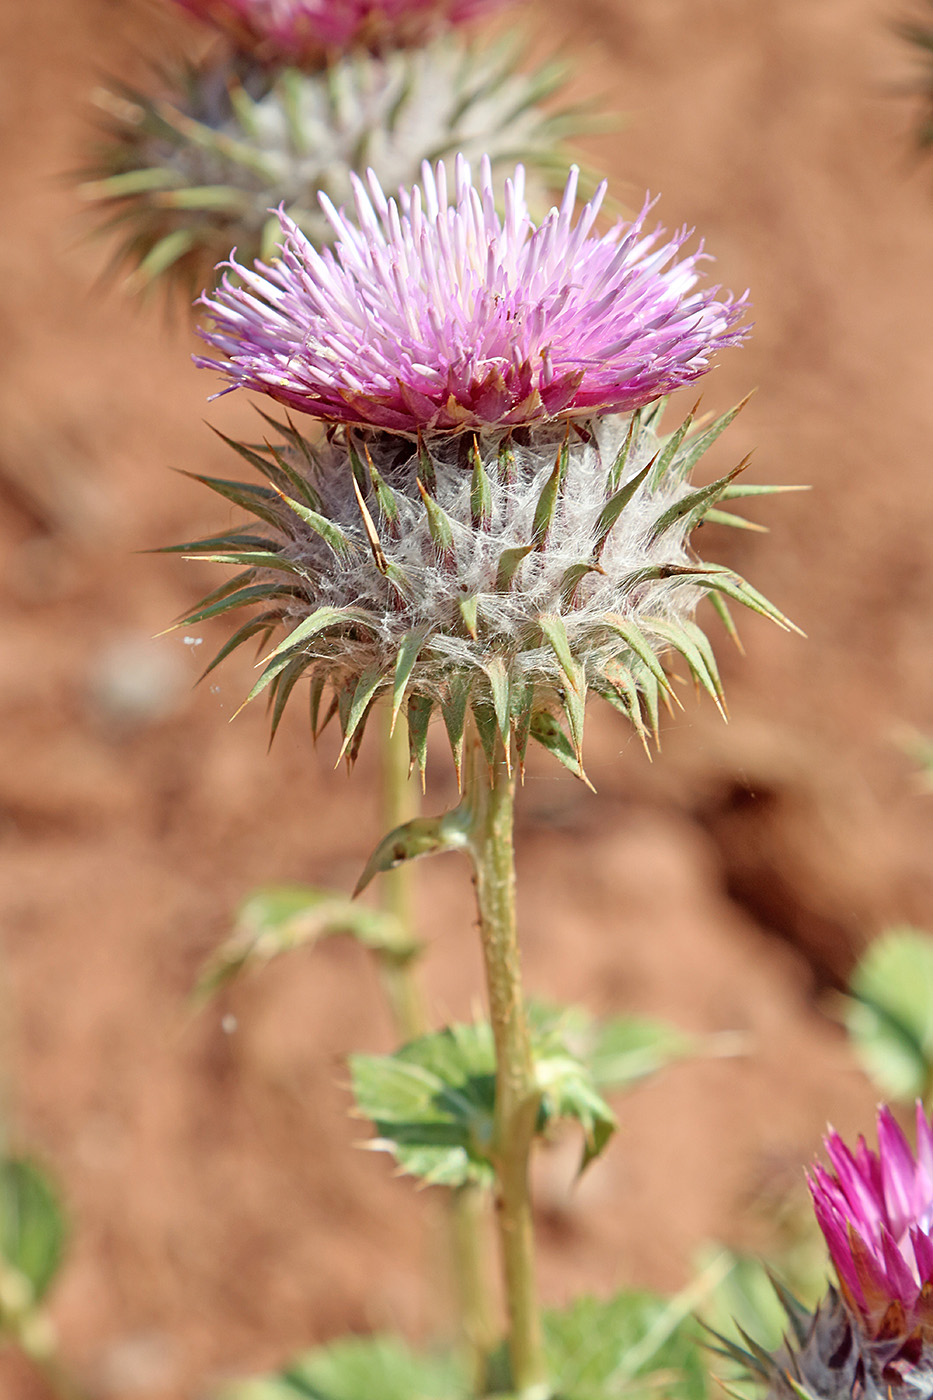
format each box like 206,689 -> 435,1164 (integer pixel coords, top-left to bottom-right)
195,886 -> 418,1003
585,1015 -> 697,1091
845,927 -> 933,1101
650,460 -> 749,540
532,437 -> 569,547
178,471 -> 284,529
217,1334 -> 468,1400
495,543 -> 535,592
594,461 -> 653,556
0,1159 -> 66,1305
354,805 -> 472,897
350,1023 -> 498,1188
529,711 -> 587,783
648,400 -> 700,489
668,392 -> 754,485
530,1289 -> 708,1400
535,1052 -> 616,1173
264,607 -> 376,665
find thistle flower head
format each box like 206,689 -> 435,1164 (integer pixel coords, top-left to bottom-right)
196,157 -> 748,433
809,1104 -> 933,1334
173,0 -> 508,62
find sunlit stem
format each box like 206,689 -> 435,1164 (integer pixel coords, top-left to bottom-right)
463,730 -> 545,1398
378,709 -> 497,1384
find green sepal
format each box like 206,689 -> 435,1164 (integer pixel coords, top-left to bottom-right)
127,228 -> 196,288
470,437 -> 492,528
510,678 -> 536,770
252,408 -> 322,497
648,618 -> 725,716
495,543 -> 534,592
185,550 -> 301,574
194,885 -> 419,1004
601,616 -> 674,697
767,1273 -> 812,1348
261,439 -> 323,513
706,592 -> 742,651
155,184 -> 251,212
471,700 -> 500,770
593,460 -> 653,557
309,672 -> 328,737
353,804 -> 472,897
158,529 -> 273,556
539,614 -> 586,762
406,693 -> 434,784
81,165 -> 186,198
349,470 -> 390,575
344,429 -> 370,493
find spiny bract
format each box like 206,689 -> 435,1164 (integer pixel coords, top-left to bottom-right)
170,396 -> 793,783
81,38 -> 583,299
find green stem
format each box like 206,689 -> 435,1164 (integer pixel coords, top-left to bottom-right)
463,735 -> 545,1398
378,711 -> 497,1385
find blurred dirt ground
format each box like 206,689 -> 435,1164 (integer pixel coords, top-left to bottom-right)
2,0 -> 933,1395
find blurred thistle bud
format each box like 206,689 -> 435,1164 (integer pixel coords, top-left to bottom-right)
171,158 -> 793,783
79,0 -> 589,299
720,1104 -> 933,1400
170,0 -> 513,63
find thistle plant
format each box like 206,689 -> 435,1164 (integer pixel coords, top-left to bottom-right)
722,1106 -> 933,1400
170,155 -> 795,1398
80,0 -> 586,298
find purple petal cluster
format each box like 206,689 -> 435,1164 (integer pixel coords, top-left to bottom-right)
173,0 -> 504,60
810,1104 -> 933,1331
196,157 -> 747,435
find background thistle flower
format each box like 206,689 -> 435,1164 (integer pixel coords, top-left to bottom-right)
81,25 -> 586,298
172,0 -> 512,62
177,162 -> 787,783
719,1105 -> 933,1400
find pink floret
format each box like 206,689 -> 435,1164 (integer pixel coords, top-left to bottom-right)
196,156 -> 748,435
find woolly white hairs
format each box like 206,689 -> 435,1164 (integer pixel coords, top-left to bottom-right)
178,399 -> 793,781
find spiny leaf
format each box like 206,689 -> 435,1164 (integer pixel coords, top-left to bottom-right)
262,439 -> 322,512
531,434 -> 569,547
693,570 -> 798,631
495,543 -> 534,592
529,711 -> 587,783
669,390 -> 754,485
338,667 -> 386,759
648,399 -> 701,488
510,679 -> 536,770
470,437 -> 492,528
270,488 -> 357,564
199,610 -> 282,681
126,228 -> 196,288
650,618 -> 725,717
309,672 -> 328,737
264,605 -> 376,663
344,429 -> 370,492
440,671 -> 472,787
416,430 -> 436,492
608,410 -> 641,489
707,591 -> 744,652
350,469 -> 389,574
268,654 -> 311,740
558,561 -> 604,606
767,1273 -> 812,1348
482,657 -> 511,745
601,616 -> 675,698
417,481 -> 455,557
458,595 -> 479,640
703,508 -> 767,533
178,470 -> 283,529
407,693 -> 434,786
651,458 -> 750,539
391,628 -> 429,732
594,460 -> 653,557
157,529 -> 273,556
361,441 -> 400,527
472,701 -> 500,770
176,581 -> 294,630
538,614 -> 581,693
185,550 -> 301,573
354,806 -> 472,896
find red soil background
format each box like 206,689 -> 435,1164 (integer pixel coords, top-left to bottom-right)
2,0 -> 933,1394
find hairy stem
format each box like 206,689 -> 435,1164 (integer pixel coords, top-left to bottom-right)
464,735 -> 545,1397
378,711 -> 497,1382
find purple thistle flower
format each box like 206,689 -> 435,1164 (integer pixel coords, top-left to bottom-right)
173,0 -> 506,61
196,157 -> 748,435
809,1104 -> 933,1334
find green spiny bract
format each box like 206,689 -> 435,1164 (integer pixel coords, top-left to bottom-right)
171,398 -> 796,783
713,1281 -> 933,1400
81,35 -> 587,299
